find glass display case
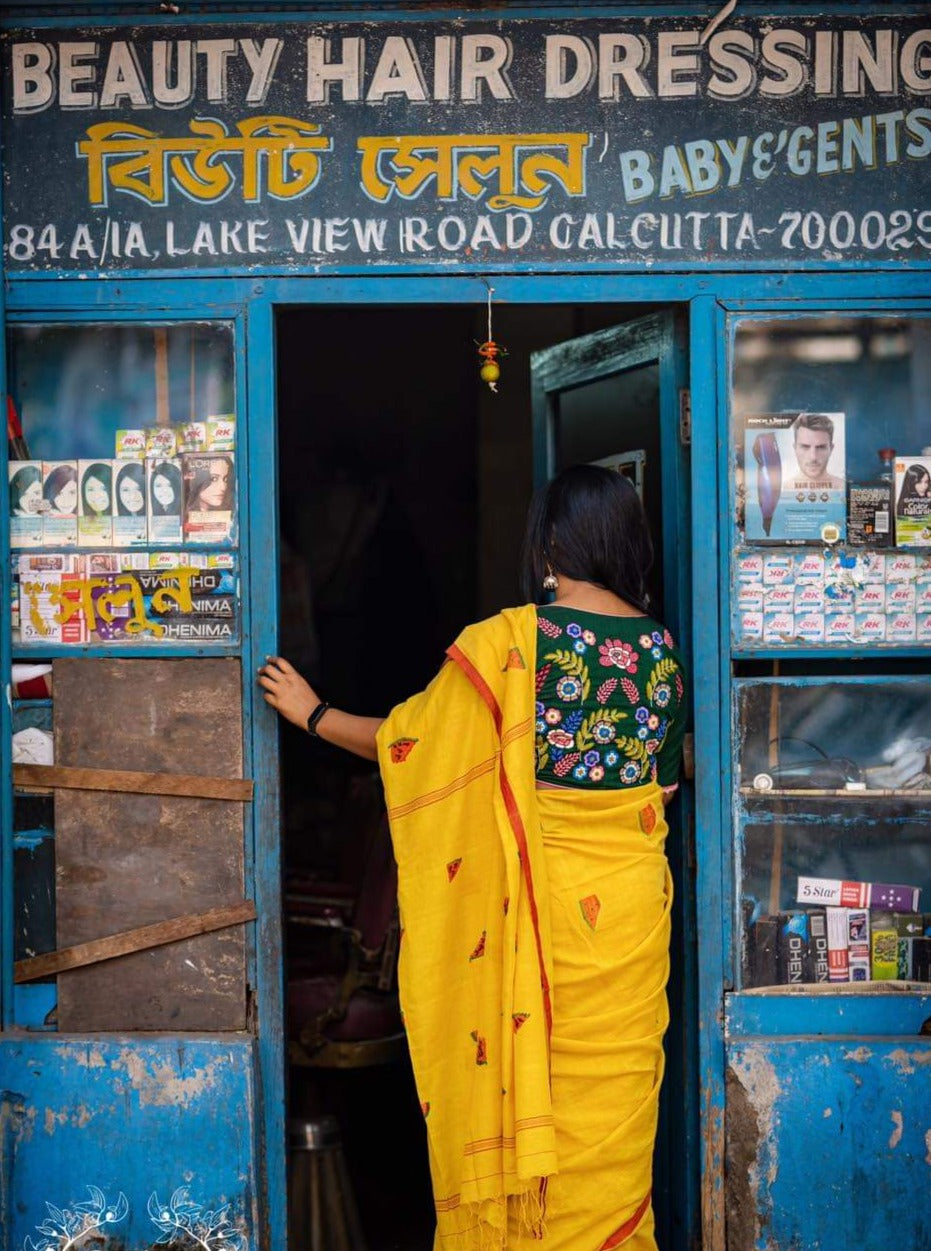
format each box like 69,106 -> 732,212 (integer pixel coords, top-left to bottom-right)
728,312 -> 931,993
730,314 -> 931,653
7,321 -> 239,650
6,319 -> 240,1025
735,677 -> 931,989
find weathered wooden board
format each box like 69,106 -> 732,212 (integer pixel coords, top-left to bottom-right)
53,658 -> 247,1031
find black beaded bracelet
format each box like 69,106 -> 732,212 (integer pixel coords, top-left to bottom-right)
306,701 -> 331,737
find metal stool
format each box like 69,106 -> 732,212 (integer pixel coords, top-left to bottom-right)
288,1116 -> 367,1251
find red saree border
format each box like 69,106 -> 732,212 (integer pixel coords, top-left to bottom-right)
447,641 -> 553,1037
600,1191 -> 652,1248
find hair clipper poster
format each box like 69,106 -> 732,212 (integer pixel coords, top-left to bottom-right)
743,412 -> 846,543
894,457 -> 931,547
182,452 -> 236,544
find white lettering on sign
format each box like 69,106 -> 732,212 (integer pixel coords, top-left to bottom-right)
10,26 -> 930,112
12,37 -> 286,112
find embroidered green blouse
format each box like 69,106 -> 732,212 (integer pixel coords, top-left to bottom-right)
535,606 -> 687,791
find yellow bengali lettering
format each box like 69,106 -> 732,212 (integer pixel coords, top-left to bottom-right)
77,116 -> 331,208
357,132 -> 589,211
149,567 -> 198,615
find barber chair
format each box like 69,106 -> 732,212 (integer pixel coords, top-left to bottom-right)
286,773 -> 405,1069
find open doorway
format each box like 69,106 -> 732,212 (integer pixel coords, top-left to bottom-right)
274,301 -> 691,1250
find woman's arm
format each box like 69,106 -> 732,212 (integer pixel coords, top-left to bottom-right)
257,656 -> 384,762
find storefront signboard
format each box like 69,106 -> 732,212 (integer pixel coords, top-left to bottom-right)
2,15 -> 930,270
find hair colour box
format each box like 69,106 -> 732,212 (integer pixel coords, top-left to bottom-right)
894,457 -> 931,547
113,460 -> 148,546
147,458 -> 183,544
9,461 -> 45,548
182,453 -> 236,545
77,460 -> 114,547
41,461 -> 78,546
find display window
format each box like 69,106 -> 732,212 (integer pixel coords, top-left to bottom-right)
730,314 -> 931,652
7,321 -> 239,649
6,319 -> 242,1027
735,677 -> 931,990
727,309 -> 931,995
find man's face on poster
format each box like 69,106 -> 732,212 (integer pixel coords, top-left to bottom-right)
793,427 -> 833,480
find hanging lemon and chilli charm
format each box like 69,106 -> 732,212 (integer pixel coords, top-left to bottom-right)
477,285 -> 506,392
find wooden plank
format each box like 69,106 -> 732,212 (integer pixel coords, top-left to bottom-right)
15,901 -> 256,983
54,657 -> 247,1031
14,763 -> 253,801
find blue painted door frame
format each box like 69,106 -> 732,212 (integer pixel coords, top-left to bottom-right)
3,267 -> 931,1251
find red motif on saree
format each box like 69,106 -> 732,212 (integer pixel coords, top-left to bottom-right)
579,894 -> 601,930
389,737 -> 418,762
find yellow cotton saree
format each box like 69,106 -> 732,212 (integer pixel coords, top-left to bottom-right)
376,604 -> 672,1251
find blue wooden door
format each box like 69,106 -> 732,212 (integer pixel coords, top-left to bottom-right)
0,299 -> 282,1251
530,310 -> 698,1251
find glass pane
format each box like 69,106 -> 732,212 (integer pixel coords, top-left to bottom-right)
7,321 -> 239,647
730,314 -> 931,649
554,363 -> 664,612
736,679 -> 931,989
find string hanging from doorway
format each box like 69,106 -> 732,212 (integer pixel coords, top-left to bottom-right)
477,284 -> 506,393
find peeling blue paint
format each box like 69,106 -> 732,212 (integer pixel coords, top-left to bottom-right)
727,1038 -> 931,1250
0,1038 -> 256,1251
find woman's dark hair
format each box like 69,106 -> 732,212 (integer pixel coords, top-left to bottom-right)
149,460 -> 182,515
520,464 -> 654,611
896,463 -> 931,513
185,454 -> 234,512
9,463 -> 41,510
43,462 -> 78,511
116,461 -> 146,515
80,462 -> 112,515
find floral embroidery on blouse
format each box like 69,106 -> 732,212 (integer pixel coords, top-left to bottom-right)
535,609 -> 686,790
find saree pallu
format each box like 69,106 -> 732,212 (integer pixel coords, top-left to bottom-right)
376,605 -> 671,1251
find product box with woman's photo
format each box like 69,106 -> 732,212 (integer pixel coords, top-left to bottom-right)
8,461 -> 46,548
147,457 -> 184,544
77,460 -> 114,547
894,457 -> 931,547
743,412 -> 846,543
41,461 -> 79,546
182,452 -> 236,544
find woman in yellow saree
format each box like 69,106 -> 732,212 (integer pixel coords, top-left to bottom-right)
259,465 -> 687,1251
